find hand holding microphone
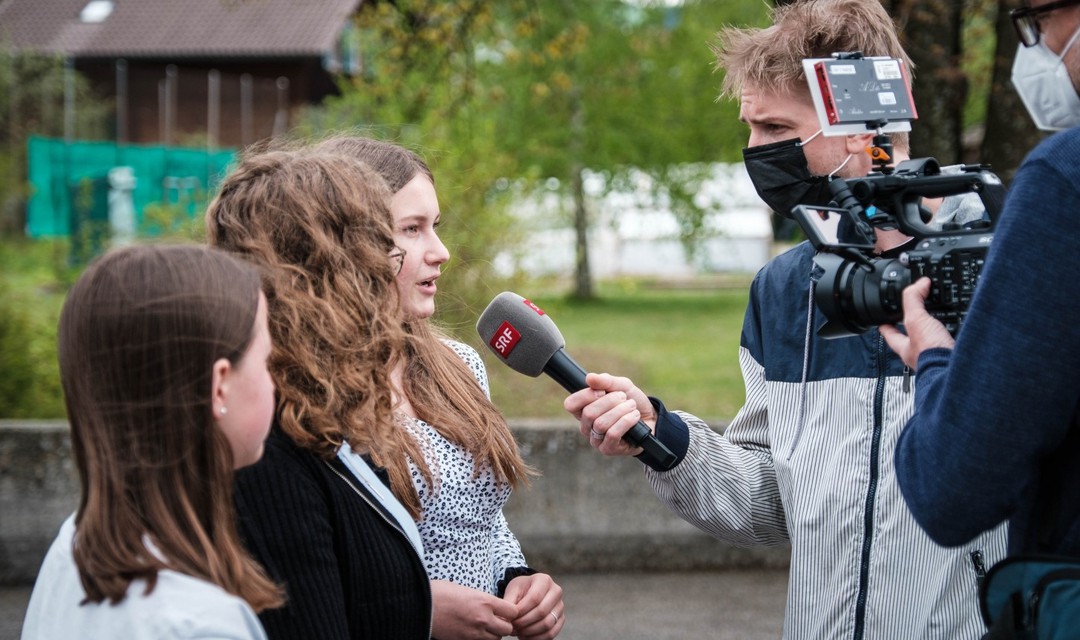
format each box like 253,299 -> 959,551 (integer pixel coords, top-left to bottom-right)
476,292 -> 677,471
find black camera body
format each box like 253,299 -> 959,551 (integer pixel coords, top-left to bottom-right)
792,158 -> 1001,338
810,231 -> 993,338
904,233 -> 994,326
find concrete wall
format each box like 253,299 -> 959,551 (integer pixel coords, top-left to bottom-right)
0,419 -> 789,586
0,421 -> 75,586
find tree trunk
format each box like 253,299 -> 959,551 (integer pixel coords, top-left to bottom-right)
890,0 -> 966,164
569,86 -> 593,300
571,163 -> 592,300
980,0 -> 1045,182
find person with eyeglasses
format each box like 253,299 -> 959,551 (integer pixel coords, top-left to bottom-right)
211,137 -> 564,640
207,151 -> 437,639
882,0 -> 1080,565
1008,0 -> 1080,130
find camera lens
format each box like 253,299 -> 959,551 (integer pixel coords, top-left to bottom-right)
813,253 -> 909,337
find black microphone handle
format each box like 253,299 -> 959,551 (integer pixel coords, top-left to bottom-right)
543,349 -> 678,471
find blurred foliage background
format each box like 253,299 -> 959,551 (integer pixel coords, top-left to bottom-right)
0,0 -> 1046,419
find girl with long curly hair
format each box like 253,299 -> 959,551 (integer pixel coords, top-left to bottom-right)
206,151 -> 432,639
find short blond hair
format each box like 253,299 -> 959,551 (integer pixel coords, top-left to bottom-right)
714,0 -> 912,99
714,0 -> 913,149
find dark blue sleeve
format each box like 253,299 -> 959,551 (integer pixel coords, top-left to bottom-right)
894,139 -> 1080,547
640,396 -> 690,471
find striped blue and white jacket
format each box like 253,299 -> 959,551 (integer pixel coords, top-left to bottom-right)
648,240 -> 1008,640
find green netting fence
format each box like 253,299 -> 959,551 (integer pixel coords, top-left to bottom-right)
26,135 -> 236,239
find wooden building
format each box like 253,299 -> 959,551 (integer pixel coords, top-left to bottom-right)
0,0 -> 365,147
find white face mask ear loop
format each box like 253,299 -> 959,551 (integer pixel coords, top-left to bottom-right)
1059,23 -> 1080,61
798,128 -> 852,178
798,129 -> 823,147
829,153 -> 854,179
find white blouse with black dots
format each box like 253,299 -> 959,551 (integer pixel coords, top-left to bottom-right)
403,340 -> 528,595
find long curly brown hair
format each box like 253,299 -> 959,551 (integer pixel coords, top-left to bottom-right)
313,136 -> 535,505
205,151 -> 430,513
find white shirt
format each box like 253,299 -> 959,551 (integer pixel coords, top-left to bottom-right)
22,515 -> 267,640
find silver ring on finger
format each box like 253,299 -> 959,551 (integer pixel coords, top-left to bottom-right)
549,611 -> 559,624
590,429 -> 604,440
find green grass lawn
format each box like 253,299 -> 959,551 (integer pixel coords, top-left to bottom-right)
465,281 -> 751,423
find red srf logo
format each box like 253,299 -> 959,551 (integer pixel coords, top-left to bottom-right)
523,299 -> 545,315
490,321 -> 521,358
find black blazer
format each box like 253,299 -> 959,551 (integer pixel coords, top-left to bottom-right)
235,427 -> 432,639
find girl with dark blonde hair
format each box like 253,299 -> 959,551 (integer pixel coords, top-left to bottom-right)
21,244 -> 281,639
311,135 -> 564,640
206,150 -> 432,639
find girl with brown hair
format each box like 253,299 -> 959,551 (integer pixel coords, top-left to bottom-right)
206,150 -> 433,639
21,244 -> 281,639
311,135 -> 564,640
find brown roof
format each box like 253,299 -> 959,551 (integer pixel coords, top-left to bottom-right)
0,0 -> 364,58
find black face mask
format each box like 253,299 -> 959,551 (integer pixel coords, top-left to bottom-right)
742,137 -> 835,219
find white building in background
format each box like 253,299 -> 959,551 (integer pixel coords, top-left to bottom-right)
493,162 -> 773,279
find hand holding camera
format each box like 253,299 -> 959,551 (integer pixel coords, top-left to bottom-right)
879,278 -> 956,370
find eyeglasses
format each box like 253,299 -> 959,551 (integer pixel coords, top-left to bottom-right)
1011,0 -> 1080,47
388,246 -> 406,275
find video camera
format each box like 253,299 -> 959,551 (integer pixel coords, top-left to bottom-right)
789,52 -> 1003,338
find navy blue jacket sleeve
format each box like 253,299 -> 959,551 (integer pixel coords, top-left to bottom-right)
895,131 -> 1080,553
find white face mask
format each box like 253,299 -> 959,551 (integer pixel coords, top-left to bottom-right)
1011,25 -> 1080,131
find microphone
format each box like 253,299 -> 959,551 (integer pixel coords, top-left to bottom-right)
476,291 -> 677,471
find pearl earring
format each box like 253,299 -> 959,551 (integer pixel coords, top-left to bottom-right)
219,407 -> 228,416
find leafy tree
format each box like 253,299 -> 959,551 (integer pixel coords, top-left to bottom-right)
305,0 -> 769,306
479,0 -> 769,298
301,0 -> 524,329
0,46 -> 111,236
309,0 -> 1036,305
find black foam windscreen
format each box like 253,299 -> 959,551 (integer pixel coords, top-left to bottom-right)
476,292 -> 565,377
476,290 -> 680,471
